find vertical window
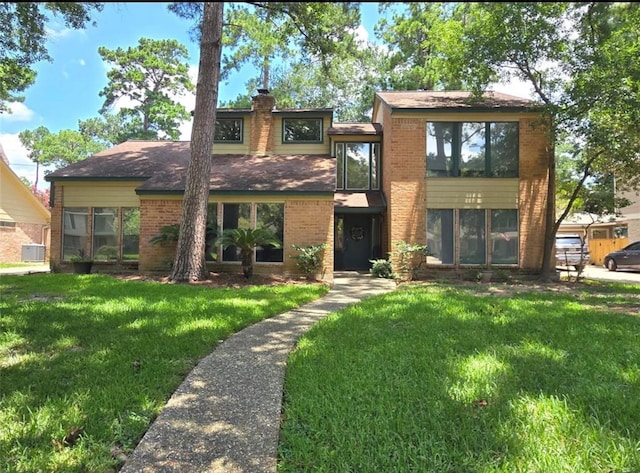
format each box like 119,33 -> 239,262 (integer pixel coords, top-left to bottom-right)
93,208 -> 118,261
256,203 -> 284,262
336,144 -> 344,190
206,203 -> 218,261
63,208 -> 89,261
346,143 -> 370,189
214,118 -> 243,142
283,118 -> 322,143
489,123 -> 518,176
427,209 -> 454,265
222,203 -> 251,261
460,122 -> 485,177
459,209 -> 486,264
122,208 -> 140,261
491,209 -> 518,264
371,143 -> 380,189
426,123 -> 454,176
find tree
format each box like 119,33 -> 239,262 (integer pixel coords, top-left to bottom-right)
217,228 -> 282,278
0,2 -> 104,112
19,127 -> 105,179
78,112 -> 140,147
98,38 -> 195,140
167,1 -> 362,282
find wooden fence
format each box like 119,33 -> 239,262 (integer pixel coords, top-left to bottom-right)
589,238 -> 629,266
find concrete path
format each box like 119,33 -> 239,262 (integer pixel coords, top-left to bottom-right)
120,272 -> 397,473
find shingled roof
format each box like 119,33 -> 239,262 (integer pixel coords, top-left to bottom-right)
46,140 -> 335,194
375,90 -> 540,111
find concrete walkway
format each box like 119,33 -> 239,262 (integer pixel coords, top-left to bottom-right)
120,272 -> 397,473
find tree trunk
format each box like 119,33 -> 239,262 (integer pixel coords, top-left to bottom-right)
169,2 -> 223,283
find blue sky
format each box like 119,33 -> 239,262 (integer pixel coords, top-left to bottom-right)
0,2 -> 531,189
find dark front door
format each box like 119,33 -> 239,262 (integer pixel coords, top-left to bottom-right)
342,214 -> 372,270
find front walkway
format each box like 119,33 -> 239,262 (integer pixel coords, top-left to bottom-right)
120,272 -> 397,473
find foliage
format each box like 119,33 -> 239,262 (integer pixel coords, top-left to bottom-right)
0,2 -> 104,111
369,258 -> 394,279
291,244 -> 328,278
149,224 -> 181,246
216,228 -> 281,278
69,248 -> 93,263
393,241 -> 430,280
0,273 -> 327,472
98,38 -> 195,140
78,112 -> 141,147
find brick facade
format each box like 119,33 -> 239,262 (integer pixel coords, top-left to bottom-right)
139,198 -> 183,272
0,222 -> 49,263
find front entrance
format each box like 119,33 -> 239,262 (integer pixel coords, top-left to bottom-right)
335,214 -> 381,270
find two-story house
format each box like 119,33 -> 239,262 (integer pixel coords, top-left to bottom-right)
45,89 -> 551,281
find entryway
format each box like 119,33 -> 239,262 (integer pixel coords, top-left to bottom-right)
334,214 -> 381,271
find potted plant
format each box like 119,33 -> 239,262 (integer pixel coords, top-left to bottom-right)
480,263 -> 493,283
70,249 -> 93,274
291,243 -> 328,280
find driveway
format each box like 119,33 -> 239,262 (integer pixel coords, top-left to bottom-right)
577,264 -> 640,285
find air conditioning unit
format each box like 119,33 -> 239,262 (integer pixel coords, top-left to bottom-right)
22,244 -> 46,262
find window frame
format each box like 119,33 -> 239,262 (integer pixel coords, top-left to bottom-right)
214,117 -> 244,143
335,142 -> 380,190
282,117 -> 323,144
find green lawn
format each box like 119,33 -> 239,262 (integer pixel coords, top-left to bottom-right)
0,273 -> 328,473
279,280 -> 640,473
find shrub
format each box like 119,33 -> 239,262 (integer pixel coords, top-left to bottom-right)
291,244 -> 327,278
369,258 -> 394,279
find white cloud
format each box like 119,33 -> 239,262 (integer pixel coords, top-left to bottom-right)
0,133 -> 53,189
0,102 -> 36,122
79,59 -> 86,67
44,26 -> 74,41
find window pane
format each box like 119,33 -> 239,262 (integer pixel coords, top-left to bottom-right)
93,208 -> 118,261
256,203 -> 284,262
490,122 -> 518,177
214,118 -> 242,142
460,123 -> 485,177
222,203 -> 251,261
283,118 -> 322,142
491,210 -> 518,264
336,143 -> 344,189
346,143 -> 370,189
426,123 -> 454,176
63,208 -> 89,261
460,209 -> 486,264
427,209 -> 454,265
206,203 -> 218,261
371,143 -> 380,189
122,208 -> 140,261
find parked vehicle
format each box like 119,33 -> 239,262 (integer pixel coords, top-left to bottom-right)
555,234 -> 589,270
603,241 -> 640,271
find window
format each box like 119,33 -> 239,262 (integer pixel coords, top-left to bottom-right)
426,209 -> 519,266
256,203 -> 284,262
205,203 -> 219,261
93,208 -> 118,261
122,208 -> 140,261
214,118 -> 243,142
0,221 -> 16,228
335,142 -> 380,190
427,122 -> 518,177
283,118 -> 322,143
63,208 -> 89,261
222,203 -> 251,262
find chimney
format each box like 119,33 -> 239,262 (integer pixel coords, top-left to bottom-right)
251,89 -> 275,155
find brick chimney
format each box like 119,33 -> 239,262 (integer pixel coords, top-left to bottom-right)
250,89 -> 275,155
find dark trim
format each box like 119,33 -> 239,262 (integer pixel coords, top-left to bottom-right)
136,189 -> 335,196
273,109 -> 333,116
214,117 -> 244,144
281,117 -> 324,144
45,176 -> 150,182
389,106 -> 543,114
334,207 -> 385,214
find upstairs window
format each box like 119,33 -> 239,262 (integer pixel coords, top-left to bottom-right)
427,122 -> 518,177
214,118 -> 243,142
283,118 -> 322,143
335,142 -> 380,190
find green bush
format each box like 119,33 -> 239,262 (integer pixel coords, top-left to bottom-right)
291,244 -> 327,277
369,258 -> 394,279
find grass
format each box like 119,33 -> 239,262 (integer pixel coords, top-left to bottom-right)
0,262 -> 48,269
278,280 -> 640,473
0,273 -> 328,473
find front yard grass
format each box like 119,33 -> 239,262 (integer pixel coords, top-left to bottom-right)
279,280 -> 640,473
0,273 -> 328,473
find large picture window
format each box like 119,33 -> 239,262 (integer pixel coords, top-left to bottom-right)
335,142 -> 380,190
214,118 -> 243,142
283,118 -> 322,143
93,207 -> 118,261
256,203 -> 284,262
122,208 -> 140,261
427,122 -> 518,177
222,203 -> 251,262
63,207 -> 89,261
426,209 -> 519,266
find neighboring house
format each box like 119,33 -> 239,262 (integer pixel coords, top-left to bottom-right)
618,188 -> 640,242
0,145 -> 51,263
45,90 -> 552,280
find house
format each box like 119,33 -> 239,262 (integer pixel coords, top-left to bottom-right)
45,90 -> 552,280
618,188 -> 640,242
0,145 -> 51,263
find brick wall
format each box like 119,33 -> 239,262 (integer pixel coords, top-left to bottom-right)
139,198 -> 183,272
49,183 -> 63,267
0,222 -> 49,263
250,92 -> 275,155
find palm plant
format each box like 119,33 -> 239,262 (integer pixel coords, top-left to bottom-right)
216,228 -> 281,278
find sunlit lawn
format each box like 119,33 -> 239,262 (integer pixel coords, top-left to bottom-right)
279,280 -> 640,473
0,273 -> 328,473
